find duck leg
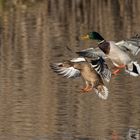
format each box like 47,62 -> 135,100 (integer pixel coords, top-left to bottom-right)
112,65 -> 126,75
83,82 -> 93,92
112,69 -> 120,75
81,81 -> 89,91
81,81 -> 92,93
81,85 -> 89,92
85,86 -> 93,92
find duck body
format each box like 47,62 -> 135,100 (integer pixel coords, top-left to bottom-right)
105,41 -> 131,66
79,62 -> 103,88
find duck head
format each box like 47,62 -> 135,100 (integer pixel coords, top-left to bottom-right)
80,32 -> 110,54
80,31 -> 105,43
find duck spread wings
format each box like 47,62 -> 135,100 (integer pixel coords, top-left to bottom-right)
50,58 -> 85,78
50,57 -> 111,81
76,48 -> 106,59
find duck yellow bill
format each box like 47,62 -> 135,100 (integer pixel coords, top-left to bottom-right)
80,34 -> 90,40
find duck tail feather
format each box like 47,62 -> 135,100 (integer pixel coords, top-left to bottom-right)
126,61 -> 140,76
94,85 -> 109,100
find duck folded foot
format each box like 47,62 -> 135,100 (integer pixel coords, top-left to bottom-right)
112,69 -> 120,75
81,85 -> 92,93
81,85 -> 88,92
85,87 -> 93,92
112,65 -> 126,76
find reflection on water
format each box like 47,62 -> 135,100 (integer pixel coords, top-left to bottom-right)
0,0 -> 140,140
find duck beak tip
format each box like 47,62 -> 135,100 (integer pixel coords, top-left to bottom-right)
80,34 -> 89,40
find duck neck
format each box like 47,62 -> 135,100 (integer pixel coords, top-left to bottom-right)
98,40 -> 105,44
98,40 -> 110,54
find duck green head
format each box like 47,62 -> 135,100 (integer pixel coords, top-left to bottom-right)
80,31 -> 105,42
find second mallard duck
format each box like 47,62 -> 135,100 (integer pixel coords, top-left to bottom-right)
78,32 -> 140,76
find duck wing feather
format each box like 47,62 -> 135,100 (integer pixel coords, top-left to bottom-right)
90,57 -> 111,82
76,48 -> 106,59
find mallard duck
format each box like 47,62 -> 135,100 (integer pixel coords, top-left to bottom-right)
50,57 -> 111,100
78,32 -> 140,76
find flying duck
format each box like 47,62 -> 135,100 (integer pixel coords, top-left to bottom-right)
78,32 -> 140,76
50,57 -> 111,100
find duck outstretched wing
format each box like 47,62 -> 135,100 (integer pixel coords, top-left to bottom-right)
76,48 -> 106,59
116,35 -> 140,56
50,58 -> 86,78
90,57 -> 111,82
50,63 -> 81,78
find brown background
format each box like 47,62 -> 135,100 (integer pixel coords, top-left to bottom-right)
0,0 -> 140,140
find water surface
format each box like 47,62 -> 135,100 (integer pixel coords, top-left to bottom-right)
0,1 -> 140,140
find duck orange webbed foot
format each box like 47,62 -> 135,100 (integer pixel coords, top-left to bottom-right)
81,86 -> 92,93
112,69 -> 120,76
85,87 -> 93,92
112,65 -> 126,77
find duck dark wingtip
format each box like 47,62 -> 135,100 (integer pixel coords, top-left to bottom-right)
75,51 -> 80,54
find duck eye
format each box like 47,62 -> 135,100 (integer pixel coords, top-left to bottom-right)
59,64 -> 63,67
